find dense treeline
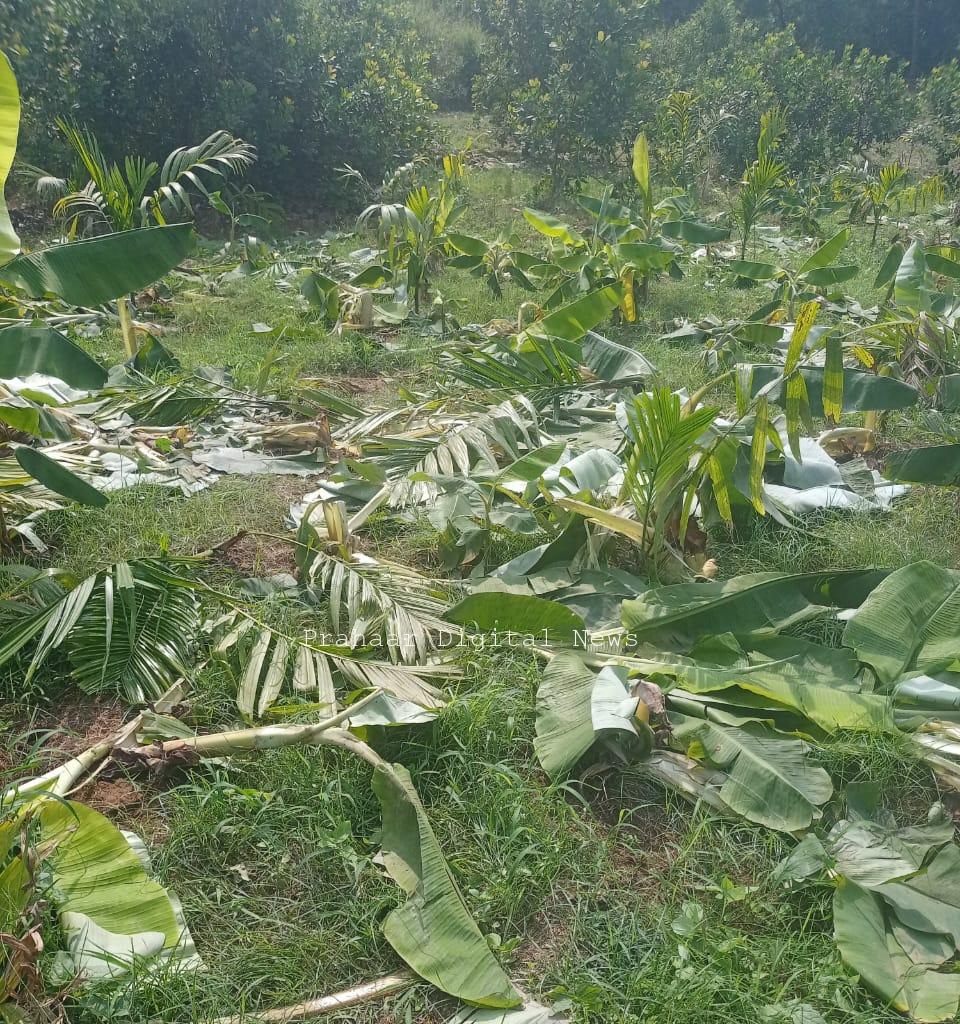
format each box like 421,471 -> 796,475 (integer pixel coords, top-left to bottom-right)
651,0 -> 960,76
1,0 -> 959,208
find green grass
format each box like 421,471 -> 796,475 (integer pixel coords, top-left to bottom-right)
7,145 -> 960,1024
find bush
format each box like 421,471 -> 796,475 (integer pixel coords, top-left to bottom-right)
0,0 -> 439,208
652,0 -> 913,178
923,62 -> 960,184
473,0 -> 652,191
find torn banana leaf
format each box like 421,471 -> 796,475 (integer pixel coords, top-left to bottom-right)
372,763 -> 521,1008
776,805 -> 960,1021
622,569 -> 887,651
534,652 -> 652,778
671,714 -> 832,832
843,561 -> 960,688
9,797 -> 199,982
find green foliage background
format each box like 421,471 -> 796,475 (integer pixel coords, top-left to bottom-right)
2,0 -> 960,205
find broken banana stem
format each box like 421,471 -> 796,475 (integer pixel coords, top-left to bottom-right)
128,691 -> 386,760
207,971 -> 414,1024
2,681 -> 187,803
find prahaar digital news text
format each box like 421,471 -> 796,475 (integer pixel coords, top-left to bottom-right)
302,627 -> 635,651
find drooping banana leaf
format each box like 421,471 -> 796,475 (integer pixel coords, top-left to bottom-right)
0,325 -> 106,388
622,569 -> 887,651
534,653 -> 652,779
519,287 -> 620,346
671,713 -> 832,832
842,561 -> 960,687
0,223 -> 195,307
0,51 -> 20,265
744,364 -> 918,416
372,763 -> 521,1009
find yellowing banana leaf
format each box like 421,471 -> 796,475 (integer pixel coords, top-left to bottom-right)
372,763 -> 521,1008
0,223 -> 194,307
0,52 -> 20,264
843,561 -> 960,688
744,364 -> 918,416
0,325 -> 107,389
522,209 -> 584,248
672,714 -> 832,832
534,653 -> 652,779
24,797 -> 199,981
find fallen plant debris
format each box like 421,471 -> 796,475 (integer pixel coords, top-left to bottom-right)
4,32 -> 960,1024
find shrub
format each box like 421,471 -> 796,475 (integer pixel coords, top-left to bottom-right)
404,0 -> 487,111
923,62 -> 960,185
0,0 -> 439,208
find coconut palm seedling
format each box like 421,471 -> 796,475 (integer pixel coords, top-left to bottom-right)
837,161 -> 945,245
733,108 -> 787,259
358,153 -> 467,314
43,120 -> 254,356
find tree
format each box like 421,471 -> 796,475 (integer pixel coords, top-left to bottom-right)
474,0 -> 651,192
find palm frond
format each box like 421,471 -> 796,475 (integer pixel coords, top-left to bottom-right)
148,131 -> 255,223
363,397 -> 541,504
212,609 -> 457,720
623,388 -> 719,558
296,501 -> 452,663
0,559 -> 199,702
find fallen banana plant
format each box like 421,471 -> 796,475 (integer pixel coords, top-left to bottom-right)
4,695 -> 521,1011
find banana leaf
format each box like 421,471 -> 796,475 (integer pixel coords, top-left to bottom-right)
671,713 -> 832,832
622,569 -> 888,651
372,763 -> 521,1008
534,653 -> 651,779
745,364 -> 918,416
20,797 -> 198,981
445,592 -> 586,645
0,223 -> 195,307
843,561 -> 960,687
884,444 -> 960,486
0,325 -> 107,388
0,52 -> 20,264
14,446 -> 108,507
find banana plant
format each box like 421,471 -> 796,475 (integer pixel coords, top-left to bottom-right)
0,52 -> 200,360
727,227 -> 859,318
44,120 -> 253,356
